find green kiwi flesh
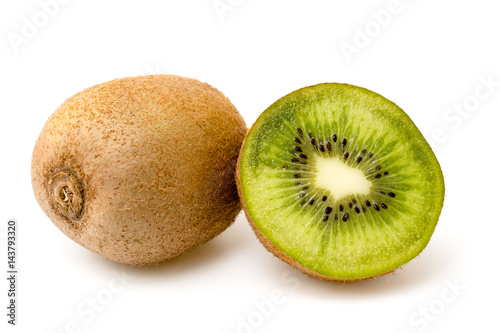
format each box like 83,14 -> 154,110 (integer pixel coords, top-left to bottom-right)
237,83 -> 445,281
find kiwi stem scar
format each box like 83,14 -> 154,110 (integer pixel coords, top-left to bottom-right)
48,169 -> 85,221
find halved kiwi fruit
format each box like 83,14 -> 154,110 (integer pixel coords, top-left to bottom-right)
237,83 -> 445,282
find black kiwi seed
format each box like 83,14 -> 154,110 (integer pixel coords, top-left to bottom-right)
367,153 -> 373,158
282,165 -> 288,169
362,206 -> 366,213
332,134 -> 337,142
365,200 -> 371,207
334,214 -> 338,221
297,128 -> 303,136
299,192 -> 306,198
323,215 -> 329,222
343,152 -> 349,159
388,192 -> 396,197
375,174 -> 382,179
384,171 -> 389,175
380,203 -> 388,209
326,142 -> 332,151
309,199 -> 315,205
291,158 -> 299,163
310,138 -> 316,146
325,207 -> 333,214
376,165 -> 382,171
361,149 -> 367,154
341,138 -> 347,146
355,206 -> 360,214
300,161 -> 307,165
357,157 -> 362,163
308,132 -> 313,138
294,174 -> 301,178
322,196 -> 327,201
319,144 -> 325,152
294,146 -> 302,152
299,154 -> 308,159
302,186 -> 309,191
373,204 -> 380,211
339,205 -> 344,211
294,137 -> 301,144
352,199 -> 356,204
348,202 -> 353,208
380,191 -> 386,194
342,213 -> 349,222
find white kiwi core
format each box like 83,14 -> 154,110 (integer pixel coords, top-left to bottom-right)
314,156 -> 372,200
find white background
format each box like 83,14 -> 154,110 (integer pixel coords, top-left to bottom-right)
1,0 -> 499,332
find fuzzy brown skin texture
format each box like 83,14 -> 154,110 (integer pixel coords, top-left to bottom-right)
32,75 -> 247,265
236,133 -> 397,283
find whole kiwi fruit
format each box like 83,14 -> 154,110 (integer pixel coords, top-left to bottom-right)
237,83 -> 444,282
32,75 -> 246,265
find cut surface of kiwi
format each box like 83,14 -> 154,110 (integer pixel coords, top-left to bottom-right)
237,83 -> 445,281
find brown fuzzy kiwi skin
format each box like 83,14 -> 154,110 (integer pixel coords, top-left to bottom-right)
32,75 -> 247,266
236,129 -> 399,284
